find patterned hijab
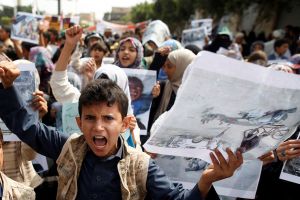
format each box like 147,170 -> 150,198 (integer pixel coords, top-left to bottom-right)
94,64 -> 133,115
114,37 -> 144,69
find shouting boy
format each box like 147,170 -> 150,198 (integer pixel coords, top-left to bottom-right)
0,26 -> 243,200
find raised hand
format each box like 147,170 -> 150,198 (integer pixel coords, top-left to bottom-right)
65,25 -> 83,47
152,81 -> 160,98
31,90 -> 48,119
198,148 -> 243,198
0,60 -> 20,89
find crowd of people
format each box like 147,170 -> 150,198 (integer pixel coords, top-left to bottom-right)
0,18 -> 299,200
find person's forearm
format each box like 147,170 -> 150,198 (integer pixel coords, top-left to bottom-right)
198,178 -> 212,199
55,42 -> 76,71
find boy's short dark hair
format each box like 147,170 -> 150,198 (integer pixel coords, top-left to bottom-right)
274,39 -> 289,49
78,79 -> 128,118
0,129 -> 3,146
89,41 -> 108,54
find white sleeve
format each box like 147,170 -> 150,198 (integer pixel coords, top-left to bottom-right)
49,70 -> 81,103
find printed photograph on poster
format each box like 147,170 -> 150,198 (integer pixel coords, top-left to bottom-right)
62,102 -> 81,137
123,69 -> 156,135
181,27 -> 207,49
2,60 -> 37,141
11,12 -> 43,44
191,18 -> 213,35
280,132 -> 300,184
213,160 -> 263,199
144,51 -> 300,163
155,155 -> 207,189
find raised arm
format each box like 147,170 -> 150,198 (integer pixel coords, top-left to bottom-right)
50,26 -> 83,103
0,61 -> 67,159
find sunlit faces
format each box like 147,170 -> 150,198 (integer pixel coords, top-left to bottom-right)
162,59 -> 176,80
118,40 -> 137,67
76,102 -> 129,158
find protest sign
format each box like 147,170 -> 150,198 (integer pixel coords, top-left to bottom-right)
191,18 -> 213,35
1,59 -> 38,141
62,102 -> 81,137
181,27 -> 207,49
11,12 -> 43,44
144,51 -> 300,163
123,69 -> 156,135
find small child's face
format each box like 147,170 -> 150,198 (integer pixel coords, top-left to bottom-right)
129,81 -> 143,101
276,43 -> 289,55
118,41 -> 137,67
90,49 -> 105,64
76,102 -> 129,158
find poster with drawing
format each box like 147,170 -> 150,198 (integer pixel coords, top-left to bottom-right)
11,12 -> 43,44
181,27 -> 207,49
1,61 -> 37,141
279,132 -> 300,184
144,51 -> 300,163
191,18 -> 213,35
155,155 -> 207,189
62,102 -> 81,136
123,69 -> 156,135
213,160 -> 262,199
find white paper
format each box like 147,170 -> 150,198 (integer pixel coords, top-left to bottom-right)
181,27 -> 207,49
144,51 -> 300,163
62,102 -> 81,137
11,12 -> 43,44
213,160 -> 262,199
191,18 -> 213,35
3,62 -> 37,141
123,69 -> 156,135
279,132 -> 300,184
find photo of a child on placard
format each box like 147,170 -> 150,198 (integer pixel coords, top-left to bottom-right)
124,69 -> 156,135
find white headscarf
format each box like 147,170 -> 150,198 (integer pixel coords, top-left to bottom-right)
93,64 -> 133,115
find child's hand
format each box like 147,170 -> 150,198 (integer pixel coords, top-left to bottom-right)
0,60 -> 20,89
152,81 -> 160,98
65,25 -> 83,47
157,46 -> 171,56
276,139 -> 300,161
32,90 -> 48,119
198,148 -> 243,198
128,115 -> 137,132
83,58 -> 97,81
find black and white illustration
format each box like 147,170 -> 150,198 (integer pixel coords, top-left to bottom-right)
213,160 -> 262,199
2,62 -> 37,141
181,27 -> 207,49
144,51 -> 300,163
155,155 -> 208,189
11,12 -> 43,44
123,69 -> 156,135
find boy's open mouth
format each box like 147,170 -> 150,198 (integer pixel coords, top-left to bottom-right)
93,136 -> 107,147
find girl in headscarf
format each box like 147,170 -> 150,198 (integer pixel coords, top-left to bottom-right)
148,49 -> 196,132
29,46 -> 54,93
114,37 -> 145,69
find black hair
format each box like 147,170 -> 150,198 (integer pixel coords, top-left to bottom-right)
78,79 -> 128,118
128,76 -> 144,91
89,41 -> 108,54
274,39 -> 289,49
2,26 -> 11,36
21,42 -> 38,52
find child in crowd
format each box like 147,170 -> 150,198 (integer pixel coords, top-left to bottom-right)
0,129 -> 36,199
0,47 -> 243,199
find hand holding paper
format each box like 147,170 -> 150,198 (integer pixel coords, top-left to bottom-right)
198,148 -> 243,198
0,59 -> 20,89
